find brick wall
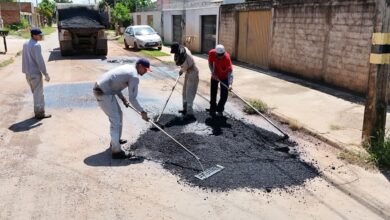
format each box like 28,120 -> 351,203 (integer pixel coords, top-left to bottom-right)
0,2 -> 34,25
270,0 -> 376,94
219,8 -> 237,57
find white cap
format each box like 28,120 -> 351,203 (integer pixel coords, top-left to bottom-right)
215,44 -> 225,54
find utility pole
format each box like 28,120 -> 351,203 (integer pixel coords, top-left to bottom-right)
362,0 -> 390,146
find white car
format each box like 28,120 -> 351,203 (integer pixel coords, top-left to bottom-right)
124,25 -> 162,51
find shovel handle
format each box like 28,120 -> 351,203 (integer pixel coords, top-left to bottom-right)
156,74 -> 181,122
217,79 -> 289,138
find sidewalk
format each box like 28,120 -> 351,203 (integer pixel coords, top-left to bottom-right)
158,46 -> 390,150
0,36 -> 25,65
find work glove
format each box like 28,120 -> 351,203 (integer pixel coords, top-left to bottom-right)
44,75 -> 50,82
211,73 -> 218,80
228,85 -> 233,91
123,100 -> 130,108
141,111 -> 149,122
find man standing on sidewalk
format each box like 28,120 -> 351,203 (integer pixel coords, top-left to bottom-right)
208,44 -> 233,117
93,58 -> 151,159
170,42 -> 199,120
22,28 -> 51,119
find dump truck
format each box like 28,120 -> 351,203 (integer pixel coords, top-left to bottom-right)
56,4 -> 109,56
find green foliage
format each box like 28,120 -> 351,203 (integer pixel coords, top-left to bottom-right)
243,99 -> 268,114
365,135 -> 390,168
6,18 -> 29,31
0,58 -> 13,68
54,0 -> 72,3
38,0 -> 55,26
100,0 -> 153,12
111,3 -> 131,25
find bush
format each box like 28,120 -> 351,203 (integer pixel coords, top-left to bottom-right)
366,135 -> 390,168
243,99 -> 268,114
7,18 -> 29,31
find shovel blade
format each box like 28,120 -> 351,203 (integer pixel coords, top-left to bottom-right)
195,164 -> 224,180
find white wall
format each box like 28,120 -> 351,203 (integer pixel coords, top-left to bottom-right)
185,6 -> 219,53
161,10 -> 184,44
132,11 -> 162,34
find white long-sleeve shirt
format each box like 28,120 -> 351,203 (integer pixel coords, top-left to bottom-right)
22,39 -> 48,76
97,64 -> 144,112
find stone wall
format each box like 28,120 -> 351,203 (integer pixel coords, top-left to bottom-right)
270,0 -> 376,94
219,0 -> 377,95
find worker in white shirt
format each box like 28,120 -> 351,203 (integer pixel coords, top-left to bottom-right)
93,58 -> 151,159
170,42 -> 199,120
22,28 -> 51,119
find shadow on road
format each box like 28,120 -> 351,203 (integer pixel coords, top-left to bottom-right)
48,48 -> 107,62
8,117 -> 42,132
84,148 -> 144,167
205,116 -> 232,136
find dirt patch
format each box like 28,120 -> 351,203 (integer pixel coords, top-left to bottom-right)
131,112 -> 319,191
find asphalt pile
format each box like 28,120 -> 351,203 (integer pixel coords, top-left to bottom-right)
59,16 -> 105,29
132,112 -> 319,191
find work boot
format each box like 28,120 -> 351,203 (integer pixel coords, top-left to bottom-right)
119,139 -> 127,145
178,109 -> 187,115
183,114 -> 196,122
217,112 -> 224,117
35,113 -> 52,119
112,150 -> 135,159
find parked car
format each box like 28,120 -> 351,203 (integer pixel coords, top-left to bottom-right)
124,25 -> 162,51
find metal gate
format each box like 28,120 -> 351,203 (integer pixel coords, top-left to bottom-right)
201,15 -> 217,54
237,11 -> 271,68
172,15 -> 182,43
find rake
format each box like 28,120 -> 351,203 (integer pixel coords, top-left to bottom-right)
128,105 -> 224,180
217,79 -> 289,140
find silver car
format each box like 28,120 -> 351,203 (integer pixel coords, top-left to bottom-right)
124,25 -> 162,51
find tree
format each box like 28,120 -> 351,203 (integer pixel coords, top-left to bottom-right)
38,0 -> 55,26
111,3 -> 130,26
54,0 -> 73,3
100,0 -> 154,12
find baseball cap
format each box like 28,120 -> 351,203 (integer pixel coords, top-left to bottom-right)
215,44 -> 225,55
136,58 -> 152,71
30,28 -> 44,36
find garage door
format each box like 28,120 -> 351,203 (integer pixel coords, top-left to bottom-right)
201,15 -> 217,54
172,15 -> 182,43
237,11 -> 271,69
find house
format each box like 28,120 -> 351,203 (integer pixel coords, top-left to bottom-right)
218,0 -> 377,97
161,0 -> 222,53
0,2 -> 40,27
132,3 -> 162,35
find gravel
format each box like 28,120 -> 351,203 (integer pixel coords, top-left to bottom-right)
131,112 -> 319,191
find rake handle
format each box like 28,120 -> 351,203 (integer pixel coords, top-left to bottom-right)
217,79 -> 289,138
156,74 -> 181,122
127,105 -> 205,171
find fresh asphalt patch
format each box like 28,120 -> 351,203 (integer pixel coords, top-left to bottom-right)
131,112 -> 319,191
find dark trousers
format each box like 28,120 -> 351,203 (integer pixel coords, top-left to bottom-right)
210,78 -> 229,113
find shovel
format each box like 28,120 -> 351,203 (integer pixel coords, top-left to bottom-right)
151,74 -> 181,130
128,105 -> 224,180
217,79 -> 289,140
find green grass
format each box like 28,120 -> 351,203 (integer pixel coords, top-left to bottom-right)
364,136 -> 390,168
243,99 -> 268,114
0,58 -> 14,68
8,26 -> 56,39
338,150 -> 375,169
140,49 -> 170,57
117,35 -> 124,43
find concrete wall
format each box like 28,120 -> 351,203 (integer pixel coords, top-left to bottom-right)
161,9 -> 184,44
132,11 -> 162,34
185,6 -> 219,53
219,0 -> 376,95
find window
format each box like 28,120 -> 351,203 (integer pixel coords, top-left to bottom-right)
147,15 -> 153,27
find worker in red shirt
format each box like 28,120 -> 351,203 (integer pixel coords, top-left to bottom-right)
207,44 -> 233,117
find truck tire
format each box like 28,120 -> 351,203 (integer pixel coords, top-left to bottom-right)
96,49 -> 108,56
124,39 -> 129,49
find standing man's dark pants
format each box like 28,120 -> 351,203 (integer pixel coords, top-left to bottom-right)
210,78 -> 229,113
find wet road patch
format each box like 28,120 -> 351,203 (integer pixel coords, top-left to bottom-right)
132,112 -> 319,191
44,83 -> 97,108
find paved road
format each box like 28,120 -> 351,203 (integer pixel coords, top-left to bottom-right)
0,32 -> 389,220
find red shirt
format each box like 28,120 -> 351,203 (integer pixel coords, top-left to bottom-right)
208,49 -> 233,80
